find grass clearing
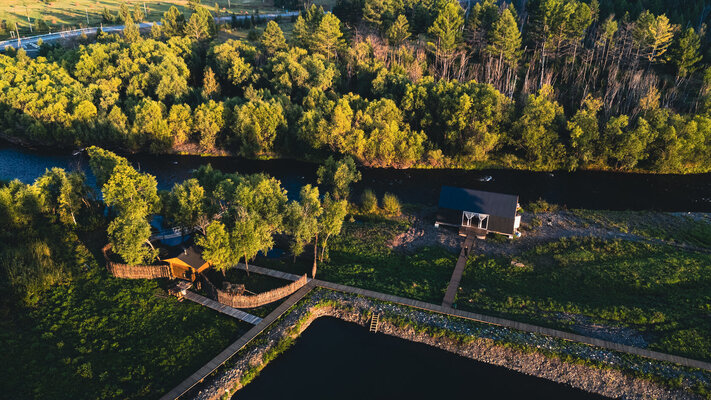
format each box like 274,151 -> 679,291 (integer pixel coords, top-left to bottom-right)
455,237 -> 711,362
572,209 -> 711,248
261,216 -> 458,304
1,0 -> 282,37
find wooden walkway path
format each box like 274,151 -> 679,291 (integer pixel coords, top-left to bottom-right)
163,264 -> 711,399
212,265 -> 711,371
312,279 -> 711,371
234,263 -> 305,282
160,283 -> 315,400
183,291 -> 263,325
442,235 -> 476,308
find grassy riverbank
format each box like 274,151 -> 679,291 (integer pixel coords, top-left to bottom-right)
456,237 -> 711,362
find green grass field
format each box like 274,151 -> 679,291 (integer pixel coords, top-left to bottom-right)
0,265 -> 248,400
456,237 -> 711,362
261,216 -> 459,304
1,0 -> 282,36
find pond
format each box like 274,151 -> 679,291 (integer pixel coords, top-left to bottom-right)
234,317 -> 609,400
2,142 -> 711,211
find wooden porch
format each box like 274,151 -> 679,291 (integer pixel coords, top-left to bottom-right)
459,225 -> 487,239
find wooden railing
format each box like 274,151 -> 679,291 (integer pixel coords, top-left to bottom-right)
102,244 -> 173,279
202,273 -> 309,309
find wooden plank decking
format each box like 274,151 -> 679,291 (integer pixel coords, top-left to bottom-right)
442,234 -> 476,308
234,263 -> 305,282
160,283 -> 315,400
312,278 -> 711,372
183,291 -> 263,325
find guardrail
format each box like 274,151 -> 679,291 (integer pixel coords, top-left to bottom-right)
0,11 -> 299,51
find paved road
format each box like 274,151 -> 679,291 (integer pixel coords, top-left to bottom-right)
0,11 -> 299,54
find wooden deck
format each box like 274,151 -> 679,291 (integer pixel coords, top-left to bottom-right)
183,291 -> 263,325
160,283 -> 315,400
459,225 -> 488,238
442,234 -> 476,308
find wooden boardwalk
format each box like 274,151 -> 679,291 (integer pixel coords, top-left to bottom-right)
442,235 -> 476,308
312,279 -> 711,372
163,264 -> 711,399
160,283 -> 315,400
183,291 -> 262,325
234,263 -> 305,282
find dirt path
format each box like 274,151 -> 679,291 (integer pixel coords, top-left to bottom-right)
388,209 -> 711,258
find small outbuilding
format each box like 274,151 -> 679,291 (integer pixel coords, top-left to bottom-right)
162,246 -> 210,281
436,186 -> 521,238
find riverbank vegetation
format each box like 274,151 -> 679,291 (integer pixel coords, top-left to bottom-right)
457,237 -> 711,362
3,1 -> 711,172
0,170 -> 247,399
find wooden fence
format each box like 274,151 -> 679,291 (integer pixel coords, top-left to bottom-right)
102,244 -> 173,280
202,273 -> 309,308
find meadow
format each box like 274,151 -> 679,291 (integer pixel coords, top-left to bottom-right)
261,215 -> 459,304
456,237 -> 711,362
1,0 -> 285,37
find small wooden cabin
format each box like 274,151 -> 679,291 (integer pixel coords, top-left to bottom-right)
436,186 -> 521,238
162,247 -> 210,281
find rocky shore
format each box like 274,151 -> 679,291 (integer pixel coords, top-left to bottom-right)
189,289 -> 709,400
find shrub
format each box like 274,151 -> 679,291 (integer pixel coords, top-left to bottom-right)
382,193 -> 401,216
526,198 -> 558,213
360,189 -> 378,214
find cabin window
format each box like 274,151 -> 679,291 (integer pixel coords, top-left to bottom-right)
462,211 -> 489,229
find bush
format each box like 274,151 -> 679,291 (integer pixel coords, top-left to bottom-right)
382,193 -> 401,216
360,189 -> 378,214
526,198 -> 558,213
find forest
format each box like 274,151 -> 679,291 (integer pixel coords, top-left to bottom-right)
2,0 -> 711,172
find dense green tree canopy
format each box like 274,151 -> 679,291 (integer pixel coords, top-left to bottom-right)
2,1 -> 711,173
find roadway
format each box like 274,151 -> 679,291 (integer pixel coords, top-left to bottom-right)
0,11 -> 299,55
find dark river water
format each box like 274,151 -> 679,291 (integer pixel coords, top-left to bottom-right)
234,317 -> 608,400
2,143 -> 711,211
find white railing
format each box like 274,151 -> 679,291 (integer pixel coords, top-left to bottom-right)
0,10 -> 299,51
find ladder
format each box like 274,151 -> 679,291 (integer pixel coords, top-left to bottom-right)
370,313 -> 380,333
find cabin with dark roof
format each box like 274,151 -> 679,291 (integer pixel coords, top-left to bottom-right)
161,246 -> 210,281
436,186 -> 521,238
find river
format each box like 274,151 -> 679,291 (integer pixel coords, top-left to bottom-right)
2,143 -> 711,211
234,317 -> 609,400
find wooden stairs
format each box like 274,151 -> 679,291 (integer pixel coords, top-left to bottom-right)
370,313 -> 380,333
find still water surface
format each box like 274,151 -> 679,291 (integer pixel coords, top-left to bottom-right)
235,317 -> 609,400
2,143 -> 711,211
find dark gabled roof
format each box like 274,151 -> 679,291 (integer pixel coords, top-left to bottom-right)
171,246 -> 207,269
438,186 -> 518,218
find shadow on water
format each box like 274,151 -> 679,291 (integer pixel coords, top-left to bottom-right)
235,317 -> 609,400
2,142 -> 711,211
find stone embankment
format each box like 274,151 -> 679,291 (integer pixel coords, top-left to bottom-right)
188,289 -> 708,400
